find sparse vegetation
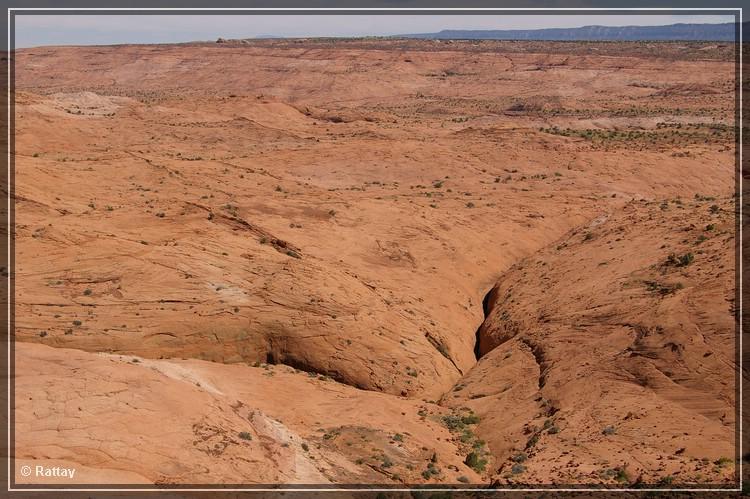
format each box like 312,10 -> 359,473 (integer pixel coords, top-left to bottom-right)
461,413 -> 480,425
602,466 -> 630,483
645,280 -> 684,295
286,249 -> 301,259
540,123 -> 734,150
16,39 -> 736,488
465,451 -> 487,472
422,461 -> 440,479
666,252 -> 694,267
510,463 -> 525,475
714,456 -> 733,467
657,475 -> 674,486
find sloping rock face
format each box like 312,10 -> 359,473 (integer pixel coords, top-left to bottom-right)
11,39 -> 737,485
452,199 -> 736,485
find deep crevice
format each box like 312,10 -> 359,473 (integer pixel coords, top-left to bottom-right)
473,287 -> 496,360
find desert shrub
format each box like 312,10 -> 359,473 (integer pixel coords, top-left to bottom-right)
666,253 -> 694,267
526,433 -> 539,448
645,280 -> 684,295
461,413 -> 480,425
465,452 -> 487,472
658,475 -> 674,486
615,467 -> 629,482
441,415 -> 464,431
714,457 -> 733,467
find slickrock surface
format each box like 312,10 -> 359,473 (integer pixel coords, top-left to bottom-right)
12,39 -> 738,486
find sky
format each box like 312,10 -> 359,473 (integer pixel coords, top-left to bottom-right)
14,14 -> 736,48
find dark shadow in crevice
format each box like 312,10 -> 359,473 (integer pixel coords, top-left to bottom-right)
474,287 -> 496,360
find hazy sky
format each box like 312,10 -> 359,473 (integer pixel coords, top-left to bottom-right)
14,14 -> 736,48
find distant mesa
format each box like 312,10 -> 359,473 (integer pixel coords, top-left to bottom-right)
400,22 -> 743,42
216,35 -> 285,44
215,22 -> 743,44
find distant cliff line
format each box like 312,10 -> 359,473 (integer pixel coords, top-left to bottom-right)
399,22 -> 743,42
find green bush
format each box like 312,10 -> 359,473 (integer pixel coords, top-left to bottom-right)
666,252 -> 694,267
465,452 -> 487,472
461,413 -> 480,425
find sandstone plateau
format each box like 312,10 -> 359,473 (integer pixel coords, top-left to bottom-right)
10,38 -> 740,487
